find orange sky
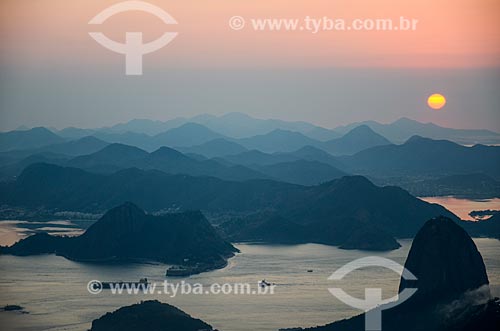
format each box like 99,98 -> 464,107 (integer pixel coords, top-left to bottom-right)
1,0 -> 499,68
1,0 -> 499,132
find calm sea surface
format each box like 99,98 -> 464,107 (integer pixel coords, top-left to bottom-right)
0,197 -> 498,331
1,241 -> 499,331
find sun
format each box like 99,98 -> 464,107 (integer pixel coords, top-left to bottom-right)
427,93 -> 446,110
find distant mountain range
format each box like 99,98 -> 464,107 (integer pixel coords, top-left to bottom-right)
231,125 -> 391,154
335,117 -> 500,145
2,114 -> 500,196
3,115 -> 499,155
226,146 -> 339,169
89,123 -> 225,151
342,135 -> 500,179
0,142 -> 349,186
191,112 -> 343,140
66,143 -> 269,182
96,112 -> 341,141
49,113 -> 500,145
55,123 -> 381,155
2,132 -> 499,191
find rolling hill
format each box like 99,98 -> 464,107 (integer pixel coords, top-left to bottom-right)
3,202 -> 237,267
0,127 -> 65,152
253,160 -> 347,186
236,129 -> 321,153
322,125 -> 392,155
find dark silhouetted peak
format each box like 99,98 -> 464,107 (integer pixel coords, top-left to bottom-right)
316,175 -> 378,198
105,201 -> 145,218
0,232 -> 62,256
91,202 -> 146,227
16,127 -> 61,138
399,216 -> 489,302
402,135 -> 462,151
90,300 -> 215,331
340,124 -> 389,142
3,197 -> 237,266
322,125 -> 391,155
404,135 -> 459,147
345,124 -> 377,135
80,202 -> 147,244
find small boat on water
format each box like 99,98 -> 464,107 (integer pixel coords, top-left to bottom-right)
165,261 -> 226,277
166,265 -> 196,277
259,279 -> 275,288
101,278 -> 149,289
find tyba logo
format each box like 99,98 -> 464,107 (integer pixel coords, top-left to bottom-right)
328,256 -> 418,331
88,1 -> 178,75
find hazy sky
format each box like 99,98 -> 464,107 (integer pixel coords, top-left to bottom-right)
0,0 -> 499,131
